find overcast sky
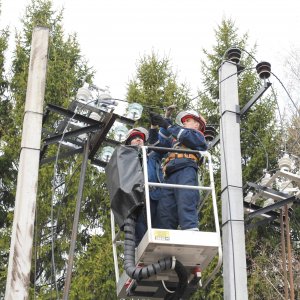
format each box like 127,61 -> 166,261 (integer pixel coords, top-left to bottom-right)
1,0 -> 299,111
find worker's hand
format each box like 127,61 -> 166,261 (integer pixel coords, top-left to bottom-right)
164,104 -> 177,118
149,112 -> 170,129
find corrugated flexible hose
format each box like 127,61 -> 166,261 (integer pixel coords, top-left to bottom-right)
123,217 -> 188,299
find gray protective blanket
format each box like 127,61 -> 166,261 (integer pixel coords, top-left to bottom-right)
105,145 -> 145,229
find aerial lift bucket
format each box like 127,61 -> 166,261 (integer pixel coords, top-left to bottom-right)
108,146 -> 222,299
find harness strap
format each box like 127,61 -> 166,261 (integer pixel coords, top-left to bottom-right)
162,153 -> 200,175
164,153 -> 199,164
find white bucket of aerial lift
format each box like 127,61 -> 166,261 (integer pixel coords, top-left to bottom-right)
111,146 -> 223,299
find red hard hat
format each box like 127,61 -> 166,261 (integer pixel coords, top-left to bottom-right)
176,110 -> 206,132
125,127 -> 149,145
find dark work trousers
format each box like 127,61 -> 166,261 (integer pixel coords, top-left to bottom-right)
135,199 -> 158,245
158,166 -> 199,230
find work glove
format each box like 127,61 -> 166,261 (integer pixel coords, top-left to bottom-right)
149,112 -> 170,129
164,104 -> 177,118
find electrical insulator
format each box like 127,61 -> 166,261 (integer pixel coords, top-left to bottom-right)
279,180 -> 293,190
127,103 -> 143,120
244,192 -> 253,203
76,84 -> 92,102
114,125 -> 129,142
261,173 -> 271,186
225,47 -> 241,64
89,112 -> 101,121
100,146 -> 114,162
263,198 -> 274,207
204,126 -> 216,142
99,93 -> 112,101
256,61 -> 271,79
278,153 -> 292,171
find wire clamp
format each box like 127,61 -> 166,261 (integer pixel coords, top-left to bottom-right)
171,256 -> 176,270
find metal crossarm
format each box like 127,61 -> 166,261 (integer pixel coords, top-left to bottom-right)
247,181 -> 297,201
208,82 -> 272,150
239,81 -> 272,116
43,123 -> 102,146
40,148 -> 83,165
46,103 -> 102,125
88,112 -> 116,158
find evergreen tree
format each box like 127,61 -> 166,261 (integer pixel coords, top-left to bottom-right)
277,47 -> 300,297
284,47 -> 300,156
0,5 -> 14,293
193,19 -> 282,299
0,0 -> 113,298
70,52 -> 193,299
127,51 -> 191,127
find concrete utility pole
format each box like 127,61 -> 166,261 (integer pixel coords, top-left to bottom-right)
5,27 -> 49,300
219,59 -> 248,299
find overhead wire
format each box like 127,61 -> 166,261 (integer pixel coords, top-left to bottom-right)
271,71 -> 299,115
34,170 -> 80,298
240,128 -> 269,170
48,98 -> 101,299
268,71 -> 300,155
34,197 -> 38,300
216,54 -> 247,297
231,47 -> 285,154
216,49 -> 272,296
238,47 -> 259,64
232,48 -> 300,172
219,108 -> 238,299
44,29 -> 60,300
45,46 -> 300,297
112,66 -> 256,114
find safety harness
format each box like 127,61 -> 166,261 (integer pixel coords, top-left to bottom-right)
162,143 -> 202,175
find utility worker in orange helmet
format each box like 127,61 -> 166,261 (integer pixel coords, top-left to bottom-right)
149,110 -> 208,230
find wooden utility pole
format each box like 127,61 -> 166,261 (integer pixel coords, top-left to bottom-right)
285,205 -> 295,300
5,27 -> 49,300
280,209 -> 289,300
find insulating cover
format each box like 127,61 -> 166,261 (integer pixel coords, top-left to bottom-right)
105,145 -> 145,228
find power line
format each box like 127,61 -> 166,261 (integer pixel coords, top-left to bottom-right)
271,71 -> 299,115
48,98 -> 99,298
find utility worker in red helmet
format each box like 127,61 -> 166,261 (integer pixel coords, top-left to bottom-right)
125,127 -> 149,146
150,110 -> 207,230
124,125 -> 166,245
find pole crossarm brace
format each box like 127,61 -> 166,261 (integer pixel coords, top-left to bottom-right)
40,147 -> 83,165
246,181 -> 298,201
244,200 -> 280,220
208,81 -> 272,149
46,103 -> 102,125
90,158 -> 107,168
208,133 -> 220,149
239,81 -> 272,116
88,112 -> 117,159
41,102 -> 136,166
245,215 -> 278,230
244,181 -> 300,220
43,123 -> 102,146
